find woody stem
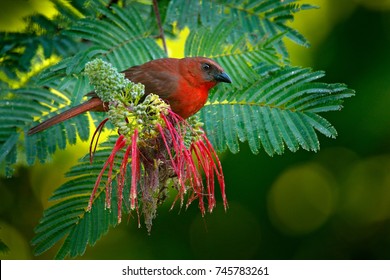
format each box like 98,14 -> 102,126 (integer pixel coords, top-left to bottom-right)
152,0 -> 168,56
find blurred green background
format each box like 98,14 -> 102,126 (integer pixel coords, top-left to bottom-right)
1,0 -> 390,259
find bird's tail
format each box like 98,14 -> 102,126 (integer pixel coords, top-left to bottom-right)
28,98 -> 104,135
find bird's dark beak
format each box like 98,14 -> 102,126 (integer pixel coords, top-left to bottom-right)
214,72 -> 232,83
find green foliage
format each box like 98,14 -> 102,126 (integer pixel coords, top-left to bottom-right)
0,0 -> 354,258
0,0 -> 85,81
200,65 -> 354,155
32,137 -> 125,259
166,0 -> 316,58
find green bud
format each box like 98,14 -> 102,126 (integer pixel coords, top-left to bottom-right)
84,58 -> 130,102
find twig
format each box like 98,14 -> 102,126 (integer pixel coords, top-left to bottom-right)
152,0 -> 168,56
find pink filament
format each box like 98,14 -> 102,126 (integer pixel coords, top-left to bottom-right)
88,108 -> 227,226
88,134 -> 126,211
117,143 -> 132,223
158,111 -> 226,214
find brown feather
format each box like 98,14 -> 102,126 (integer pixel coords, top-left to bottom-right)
124,58 -> 180,100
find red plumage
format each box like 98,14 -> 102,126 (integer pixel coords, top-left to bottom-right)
28,57 -> 231,135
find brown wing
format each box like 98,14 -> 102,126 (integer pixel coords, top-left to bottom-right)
123,58 -> 180,100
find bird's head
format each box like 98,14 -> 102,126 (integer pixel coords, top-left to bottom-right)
180,57 -> 232,89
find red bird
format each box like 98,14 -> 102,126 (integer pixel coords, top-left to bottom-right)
28,57 -> 231,135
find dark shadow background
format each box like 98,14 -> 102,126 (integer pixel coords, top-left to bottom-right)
1,0 -> 390,259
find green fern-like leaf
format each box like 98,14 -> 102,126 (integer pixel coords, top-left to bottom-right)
199,66 -> 354,155
41,4 -> 165,81
167,0 -> 315,58
0,86 -> 89,168
32,137 -> 126,259
0,9 -> 81,80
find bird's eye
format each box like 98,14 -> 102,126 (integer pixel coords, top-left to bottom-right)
202,63 -> 210,71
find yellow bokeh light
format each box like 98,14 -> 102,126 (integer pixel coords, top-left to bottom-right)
0,0 -> 57,32
340,156 -> 390,226
267,163 -> 337,235
157,27 -> 190,58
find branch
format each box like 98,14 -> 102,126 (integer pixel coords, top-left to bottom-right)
152,0 -> 168,56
